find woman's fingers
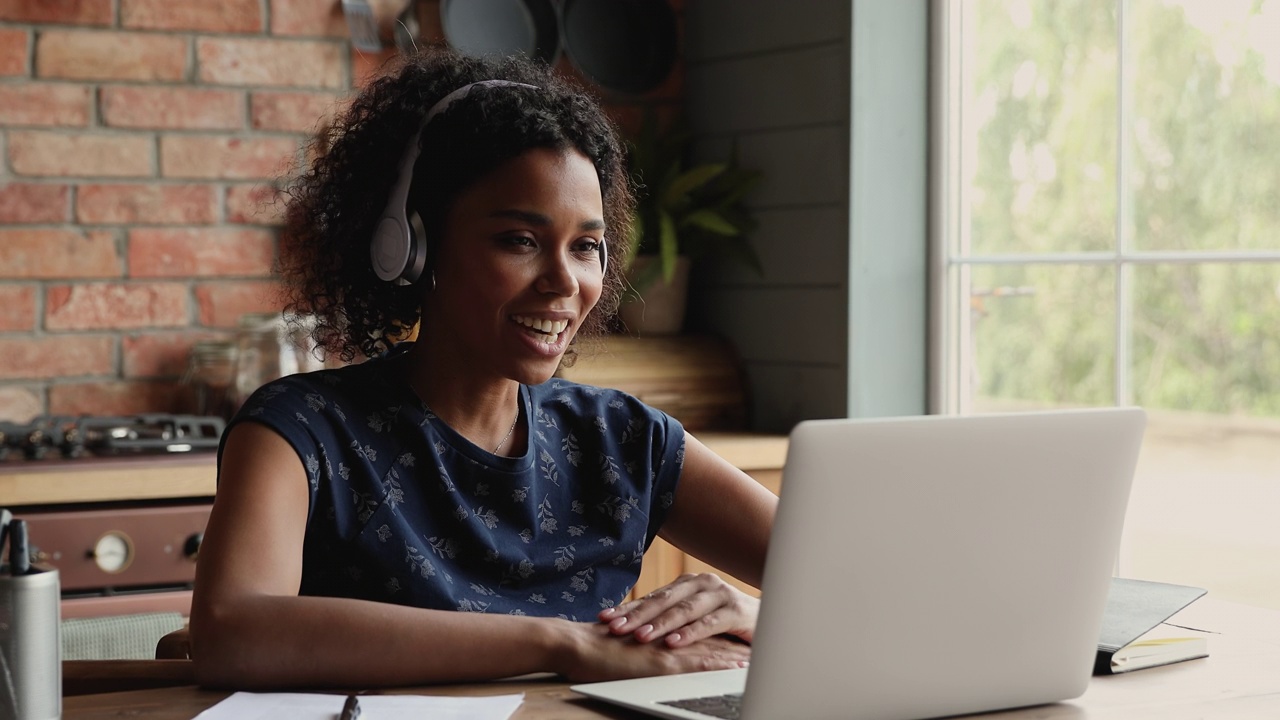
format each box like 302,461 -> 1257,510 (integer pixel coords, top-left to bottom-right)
565,622 -> 751,684
599,574 -> 756,647
602,574 -> 718,635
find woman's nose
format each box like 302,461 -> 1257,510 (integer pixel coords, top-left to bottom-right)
534,252 -> 580,297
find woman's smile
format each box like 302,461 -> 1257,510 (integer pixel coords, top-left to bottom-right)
423,146 -> 606,383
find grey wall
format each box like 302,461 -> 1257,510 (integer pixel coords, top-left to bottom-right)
684,0 -> 930,433
684,0 -> 854,434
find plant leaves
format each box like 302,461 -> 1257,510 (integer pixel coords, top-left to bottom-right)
659,211 -> 679,283
683,209 -> 740,236
662,164 -> 726,208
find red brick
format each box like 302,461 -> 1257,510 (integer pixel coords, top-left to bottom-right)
123,330 -> 229,378
196,280 -> 281,327
0,84 -> 89,127
0,335 -> 115,381
77,184 -> 218,225
198,38 -> 344,89
0,182 -> 70,223
161,135 -> 297,180
37,31 -> 188,82
269,0 -> 347,37
0,229 -> 120,278
121,0 -> 263,33
100,87 -> 245,131
0,285 -> 38,331
0,386 -> 42,423
10,131 -> 154,177
129,227 -> 276,277
352,47 -> 398,88
0,29 -> 28,76
45,282 -> 189,330
0,0 -> 112,25
226,183 -> 286,225
49,380 -> 186,415
250,91 -> 344,133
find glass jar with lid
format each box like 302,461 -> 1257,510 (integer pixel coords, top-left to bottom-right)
233,312 -> 297,406
181,340 -> 239,422
232,312 -> 329,405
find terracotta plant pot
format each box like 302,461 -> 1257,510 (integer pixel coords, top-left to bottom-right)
617,255 -> 691,336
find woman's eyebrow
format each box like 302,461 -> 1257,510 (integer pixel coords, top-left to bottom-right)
489,209 -> 605,232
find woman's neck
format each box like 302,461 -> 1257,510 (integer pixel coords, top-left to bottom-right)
398,341 -> 525,455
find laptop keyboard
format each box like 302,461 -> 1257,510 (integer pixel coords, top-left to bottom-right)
659,692 -> 744,719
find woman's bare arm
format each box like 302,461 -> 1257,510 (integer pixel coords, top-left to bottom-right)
658,432 -> 779,586
598,432 -> 779,648
190,422 -> 749,689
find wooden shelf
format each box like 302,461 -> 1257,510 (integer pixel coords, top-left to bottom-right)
0,454 -> 218,507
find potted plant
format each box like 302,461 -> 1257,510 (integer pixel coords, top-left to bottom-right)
619,116 -> 762,335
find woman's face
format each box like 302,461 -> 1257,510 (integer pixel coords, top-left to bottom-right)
425,146 -> 606,384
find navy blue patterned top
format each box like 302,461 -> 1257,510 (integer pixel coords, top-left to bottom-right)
220,344 -> 685,621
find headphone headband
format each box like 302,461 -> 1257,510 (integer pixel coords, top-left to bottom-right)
370,80 -> 608,284
371,81 -> 540,285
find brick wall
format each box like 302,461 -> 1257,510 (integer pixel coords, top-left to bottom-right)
0,0 -> 681,423
0,0 -> 396,421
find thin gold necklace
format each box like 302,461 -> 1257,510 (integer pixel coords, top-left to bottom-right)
492,404 -> 520,455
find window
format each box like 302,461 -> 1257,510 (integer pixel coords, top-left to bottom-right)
935,0 -> 1280,607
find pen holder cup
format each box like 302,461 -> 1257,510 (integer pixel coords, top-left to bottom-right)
0,566 -> 61,720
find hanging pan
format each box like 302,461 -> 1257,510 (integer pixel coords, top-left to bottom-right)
439,0 -> 560,66
560,0 -> 677,95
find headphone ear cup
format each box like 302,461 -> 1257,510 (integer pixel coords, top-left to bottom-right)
599,238 -> 608,276
371,215 -> 413,283
403,210 -> 429,285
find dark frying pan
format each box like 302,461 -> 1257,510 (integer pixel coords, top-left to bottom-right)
439,0 -> 560,66
560,0 -> 677,95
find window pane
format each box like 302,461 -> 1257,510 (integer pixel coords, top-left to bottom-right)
1125,262 -> 1280,603
1132,263 -> 1280,414
967,264 -> 1115,411
1129,1 -> 1280,251
964,0 -> 1118,255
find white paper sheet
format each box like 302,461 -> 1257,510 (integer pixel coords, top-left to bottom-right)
193,691 -> 524,720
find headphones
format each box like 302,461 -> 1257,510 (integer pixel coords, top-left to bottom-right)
370,80 -> 608,285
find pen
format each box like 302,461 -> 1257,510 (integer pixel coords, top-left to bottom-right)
9,519 -> 29,576
338,694 -> 362,720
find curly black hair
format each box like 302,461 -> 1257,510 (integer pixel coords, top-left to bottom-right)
279,49 -> 635,363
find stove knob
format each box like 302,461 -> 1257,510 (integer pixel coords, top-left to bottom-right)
183,532 -> 203,561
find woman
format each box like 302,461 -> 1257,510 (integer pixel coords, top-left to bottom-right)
189,50 -> 777,689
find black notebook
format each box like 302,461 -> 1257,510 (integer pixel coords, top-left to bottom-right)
1095,577 -> 1208,675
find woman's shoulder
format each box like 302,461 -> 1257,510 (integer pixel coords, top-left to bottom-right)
527,377 -> 681,447
529,377 -> 649,417
237,356 -> 398,421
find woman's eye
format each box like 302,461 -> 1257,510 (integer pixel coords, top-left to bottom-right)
503,235 -> 536,248
575,239 -> 602,254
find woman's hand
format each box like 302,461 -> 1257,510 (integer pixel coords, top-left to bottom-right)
597,573 -> 759,648
559,620 -> 751,683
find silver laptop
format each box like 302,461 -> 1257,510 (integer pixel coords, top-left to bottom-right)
573,408 -> 1146,720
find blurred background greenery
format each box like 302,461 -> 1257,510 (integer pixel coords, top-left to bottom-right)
958,0 -> 1280,417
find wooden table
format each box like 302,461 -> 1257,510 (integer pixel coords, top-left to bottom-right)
61,597 -> 1280,719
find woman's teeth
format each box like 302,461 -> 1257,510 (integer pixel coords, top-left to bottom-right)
512,315 -> 568,343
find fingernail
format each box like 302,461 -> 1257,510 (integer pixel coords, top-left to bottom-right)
600,608 -> 617,618
637,624 -> 654,639
666,632 -> 682,645
609,616 -> 628,629
738,660 -> 750,668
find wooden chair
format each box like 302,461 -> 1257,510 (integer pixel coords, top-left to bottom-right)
61,621 -> 196,696
156,627 -> 193,660
62,659 -> 196,696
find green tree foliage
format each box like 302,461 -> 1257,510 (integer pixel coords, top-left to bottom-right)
966,0 -> 1280,416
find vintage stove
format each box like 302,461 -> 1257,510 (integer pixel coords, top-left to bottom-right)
1,414 -> 223,618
